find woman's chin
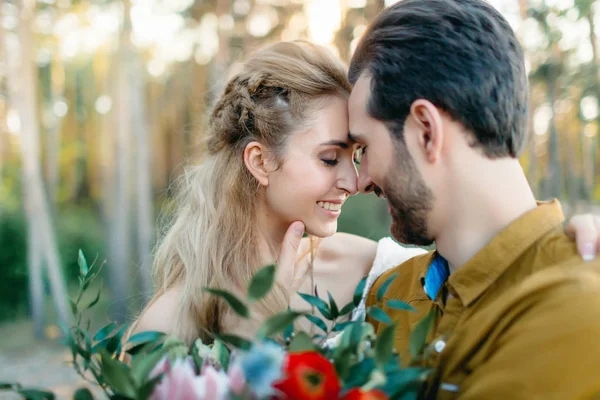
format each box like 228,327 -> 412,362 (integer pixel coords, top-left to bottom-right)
304,221 -> 338,238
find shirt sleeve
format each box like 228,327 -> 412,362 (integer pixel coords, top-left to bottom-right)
455,267 -> 600,400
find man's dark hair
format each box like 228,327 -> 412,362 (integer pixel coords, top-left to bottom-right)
349,0 -> 529,158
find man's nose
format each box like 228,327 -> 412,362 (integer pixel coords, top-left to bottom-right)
358,170 -> 375,194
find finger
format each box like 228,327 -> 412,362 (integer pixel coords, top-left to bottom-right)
276,221 -> 305,285
566,215 -> 597,261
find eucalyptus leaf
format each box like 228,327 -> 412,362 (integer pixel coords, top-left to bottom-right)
339,302 -> 355,316
127,331 -> 166,345
85,282 -> 103,310
297,292 -> 332,320
409,311 -> 436,359
203,288 -> 249,318
218,334 -> 252,350
99,350 -> 136,399
377,273 -> 399,302
288,331 -> 315,352
304,314 -> 328,333
69,299 -> 78,316
17,389 -> 55,400
375,324 -> 396,368
130,347 -> 170,385
327,291 -> 339,319
73,388 -> 94,400
247,264 -> 276,302
136,375 -> 163,400
258,311 -> 303,338
78,250 -> 88,277
332,320 -> 353,332
386,300 -> 416,312
93,322 -> 116,342
353,277 -> 368,306
368,306 -> 392,325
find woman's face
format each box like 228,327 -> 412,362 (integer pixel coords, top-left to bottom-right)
265,96 -> 359,237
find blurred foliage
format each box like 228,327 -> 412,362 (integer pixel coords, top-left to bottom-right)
1,0 -> 600,328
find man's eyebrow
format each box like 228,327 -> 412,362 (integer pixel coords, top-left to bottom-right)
320,140 -> 349,149
348,132 -> 364,143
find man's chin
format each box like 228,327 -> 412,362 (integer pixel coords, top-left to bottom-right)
390,221 -> 433,247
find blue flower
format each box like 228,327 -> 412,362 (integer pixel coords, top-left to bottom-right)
238,341 -> 285,398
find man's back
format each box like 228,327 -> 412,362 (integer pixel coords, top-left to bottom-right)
366,201 -> 600,398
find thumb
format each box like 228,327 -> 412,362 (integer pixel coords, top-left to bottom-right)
276,221 -> 305,286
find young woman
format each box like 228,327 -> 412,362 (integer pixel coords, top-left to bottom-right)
133,41 -> 600,345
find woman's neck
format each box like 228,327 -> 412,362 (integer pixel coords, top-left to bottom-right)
254,203 -> 288,269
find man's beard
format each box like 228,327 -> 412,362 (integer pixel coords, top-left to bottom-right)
383,143 -> 435,246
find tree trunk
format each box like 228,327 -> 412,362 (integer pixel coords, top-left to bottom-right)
14,2 -> 70,328
545,70 -> 562,199
132,57 -> 154,298
586,9 -> 598,201
108,0 -> 134,322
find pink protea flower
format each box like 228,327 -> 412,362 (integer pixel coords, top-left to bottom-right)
149,358 -> 199,400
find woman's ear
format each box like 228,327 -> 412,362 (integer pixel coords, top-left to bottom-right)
244,141 -> 270,186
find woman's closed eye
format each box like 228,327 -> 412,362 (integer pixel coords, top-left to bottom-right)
322,158 -> 339,166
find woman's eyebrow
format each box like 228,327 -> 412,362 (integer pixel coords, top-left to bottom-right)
319,140 -> 349,149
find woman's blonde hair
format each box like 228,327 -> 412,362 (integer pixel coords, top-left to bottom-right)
138,41 -> 351,345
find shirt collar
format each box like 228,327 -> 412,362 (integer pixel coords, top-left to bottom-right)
447,199 -> 565,306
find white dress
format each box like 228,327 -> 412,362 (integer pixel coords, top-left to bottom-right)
324,237 -> 428,347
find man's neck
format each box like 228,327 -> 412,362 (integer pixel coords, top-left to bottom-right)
434,159 -> 537,274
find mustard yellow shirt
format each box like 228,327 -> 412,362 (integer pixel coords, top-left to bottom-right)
366,200 -> 600,399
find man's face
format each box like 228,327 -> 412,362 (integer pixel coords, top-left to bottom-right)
348,75 -> 435,246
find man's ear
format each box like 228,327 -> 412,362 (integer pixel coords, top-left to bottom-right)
409,99 -> 444,164
244,141 -> 271,186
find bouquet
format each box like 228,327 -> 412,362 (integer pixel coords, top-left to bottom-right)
2,251 -> 435,400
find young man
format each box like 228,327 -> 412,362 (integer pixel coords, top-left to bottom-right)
346,0 -> 600,397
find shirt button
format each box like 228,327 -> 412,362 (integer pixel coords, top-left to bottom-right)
434,339 -> 446,353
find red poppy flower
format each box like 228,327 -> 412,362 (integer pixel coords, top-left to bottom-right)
340,388 -> 388,400
273,351 -> 341,400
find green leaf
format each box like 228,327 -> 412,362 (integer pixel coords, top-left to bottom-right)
367,307 -> 392,325
304,314 -> 328,333
377,273 -> 399,302
332,320 -> 353,332
85,282 -> 103,310
17,389 -> 55,400
375,324 -> 396,368
213,339 -> 231,370
327,291 -> 339,319
93,322 -> 116,342
73,388 -> 94,400
107,325 -> 128,356
353,277 -> 368,306
127,331 -> 166,345
409,311 -> 436,358
78,250 -> 88,277
258,311 -> 303,338
247,264 -> 276,302
99,349 -> 136,398
218,334 -> 252,350
136,375 -> 163,400
288,331 -> 315,352
69,299 -> 78,316
130,347 -> 170,385
203,288 -> 249,318
297,292 -> 332,320
339,302 -> 356,316
386,300 -> 416,312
